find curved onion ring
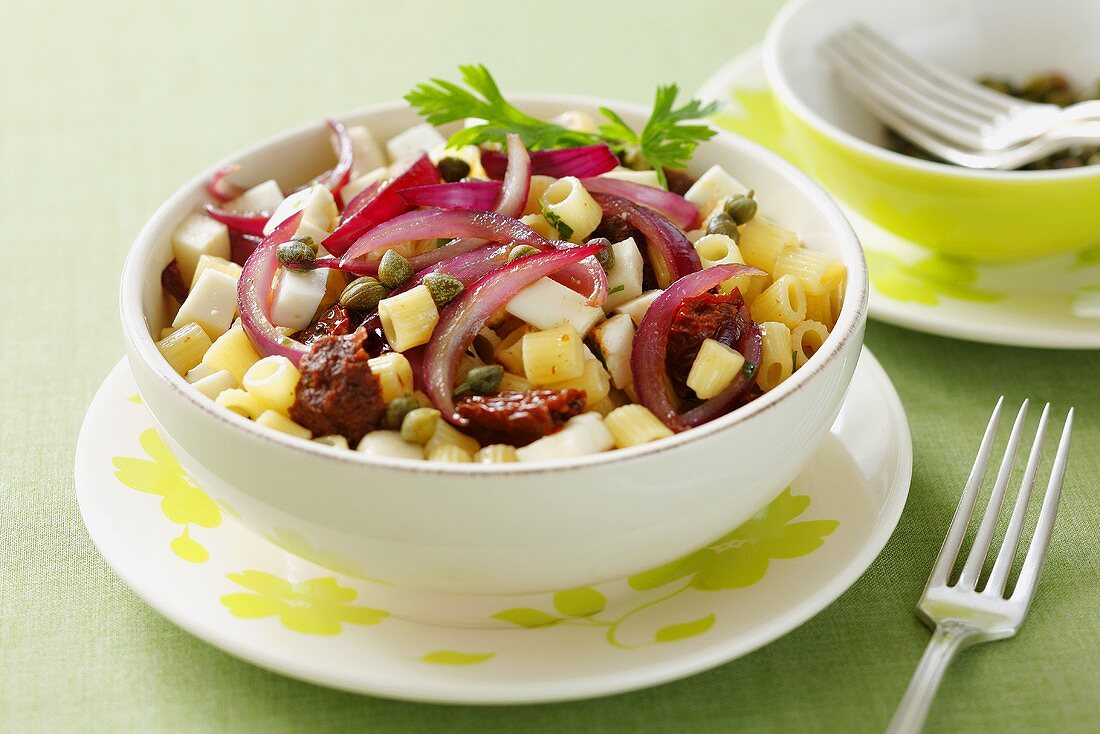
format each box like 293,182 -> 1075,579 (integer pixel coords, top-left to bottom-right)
203,204 -> 271,236
423,244 -> 603,419
206,164 -> 246,203
340,208 -> 549,264
399,181 -> 500,210
631,264 -> 765,432
580,177 -> 697,230
481,144 -> 617,179
324,153 -> 439,256
236,212 -> 309,365
493,133 -> 531,218
589,192 -> 700,288
318,119 -> 354,204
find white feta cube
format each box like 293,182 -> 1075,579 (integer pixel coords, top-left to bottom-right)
172,269 -> 239,339
612,289 -> 663,326
357,430 -> 424,460
263,183 -> 338,236
270,268 -> 328,331
385,122 -> 446,163
340,125 -> 387,178
190,369 -> 237,400
603,237 -> 644,311
683,165 -> 750,221
222,179 -> 284,213
599,167 -> 662,188
505,277 -> 603,335
341,167 -> 390,204
171,213 -> 231,285
516,413 -> 613,462
593,314 -> 635,389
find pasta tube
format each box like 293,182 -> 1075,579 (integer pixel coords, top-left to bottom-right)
756,322 -> 793,392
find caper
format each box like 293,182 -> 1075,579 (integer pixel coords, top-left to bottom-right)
507,244 -> 540,263
383,395 -> 420,430
339,276 -> 389,311
723,191 -> 757,225
706,213 -> 740,241
595,245 -> 616,272
454,364 -> 504,397
276,238 -> 317,269
422,272 -> 465,306
438,156 -> 472,183
377,250 -> 414,288
400,407 -> 441,445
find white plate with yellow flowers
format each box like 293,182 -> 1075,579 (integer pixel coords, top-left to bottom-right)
698,48 -> 1100,350
76,349 -> 909,704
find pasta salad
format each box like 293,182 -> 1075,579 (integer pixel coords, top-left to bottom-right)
155,66 -> 847,464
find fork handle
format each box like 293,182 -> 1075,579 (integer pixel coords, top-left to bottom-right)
887,622 -> 974,734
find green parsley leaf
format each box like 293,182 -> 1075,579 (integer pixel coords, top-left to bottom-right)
608,284 -> 626,295
741,361 -> 758,380
404,66 -> 719,186
541,205 -> 574,241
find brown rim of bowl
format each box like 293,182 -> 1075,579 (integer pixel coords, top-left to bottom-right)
120,94 -> 869,476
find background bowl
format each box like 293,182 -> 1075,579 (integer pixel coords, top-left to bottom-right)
120,94 -> 867,596
765,0 -> 1100,262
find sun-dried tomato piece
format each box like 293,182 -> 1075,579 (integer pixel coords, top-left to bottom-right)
662,167 -> 696,197
455,389 -> 586,446
160,260 -> 189,304
665,291 -> 753,404
289,328 -> 386,443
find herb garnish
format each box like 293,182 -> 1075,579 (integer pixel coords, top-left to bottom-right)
406,65 -> 719,188
608,284 -> 626,295
541,205 -> 574,241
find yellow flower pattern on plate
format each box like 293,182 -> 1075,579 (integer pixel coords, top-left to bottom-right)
492,489 -> 837,648
221,570 -> 388,635
112,428 -> 221,563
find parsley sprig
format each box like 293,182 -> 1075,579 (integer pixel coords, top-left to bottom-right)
405,65 -> 719,188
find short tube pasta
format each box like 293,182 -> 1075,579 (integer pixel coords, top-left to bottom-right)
791,320 -> 829,369
540,177 -> 602,242
242,355 -> 300,413
156,322 -> 211,375
750,275 -> 807,328
738,216 -> 799,273
773,247 -> 845,296
756,321 -> 793,393
804,293 -> 833,328
603,405 -> 673,448
686,339 -> 746,399
693,233 -> 763,299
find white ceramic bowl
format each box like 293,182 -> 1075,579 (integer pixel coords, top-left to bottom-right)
764,0 -> 1100,261
120,95 -> 868,595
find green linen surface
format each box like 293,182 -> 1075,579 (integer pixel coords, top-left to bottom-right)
1,1 -> 1096,731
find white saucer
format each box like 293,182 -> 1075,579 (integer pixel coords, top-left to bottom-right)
76,351 -> 911,704
698,48 -> 1100,350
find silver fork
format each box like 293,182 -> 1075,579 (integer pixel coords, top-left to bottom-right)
888,398 -> 1074,734
822,41 -> 1100,169
827,23 -> 1100,152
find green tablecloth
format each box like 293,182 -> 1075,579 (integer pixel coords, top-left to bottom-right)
2,1 -> 1097,731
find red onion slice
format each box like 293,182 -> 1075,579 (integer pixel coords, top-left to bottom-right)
481,144 -> 618,179
423,243 -> 603,419
589,193 -> 701,288
494,134 -> 531,218
631,264 -> 765,432
203,204 -> 271,236
319,119 -> 355,204
340,208 -> 549,264
399,181 -> 501,210
581,177 -> 697,230
206,164 -> 246,203
324,153 -> 439,256
236,212 -> 309,365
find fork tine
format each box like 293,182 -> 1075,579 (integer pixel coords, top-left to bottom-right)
850,23 -> 1018,114
831,29 -> 998,141
925,397 -> 1004,589
1011,408 -> 1074,609
957,400 -> 1029,590
983,404 -> 1050,596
